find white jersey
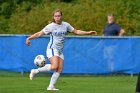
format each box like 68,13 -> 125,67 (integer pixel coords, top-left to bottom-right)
42,21 -> 74,53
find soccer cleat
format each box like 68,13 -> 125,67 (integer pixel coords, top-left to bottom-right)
29,69 -> 39,80
47,87 -> 59,90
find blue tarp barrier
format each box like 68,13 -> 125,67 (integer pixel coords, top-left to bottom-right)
0,35 -> 140,74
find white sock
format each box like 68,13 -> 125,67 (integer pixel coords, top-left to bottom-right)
48,72 -> 60,88
37,64 -> 51,72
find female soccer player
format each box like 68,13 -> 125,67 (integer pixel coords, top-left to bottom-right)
26,9 -> 97,90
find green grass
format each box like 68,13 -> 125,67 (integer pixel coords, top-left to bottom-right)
0,75 -> 137,93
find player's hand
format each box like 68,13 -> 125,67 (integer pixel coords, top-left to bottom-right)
89,31 -> 97,35
26,38 -> 31,46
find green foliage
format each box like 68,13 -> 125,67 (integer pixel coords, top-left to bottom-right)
0,0 -> 140,35
0,17 -> 9,33
0,2 -> 15,18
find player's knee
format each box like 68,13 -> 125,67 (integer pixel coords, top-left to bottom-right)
51,66 -> 58,70
56,67 -> 63,73
56,70 -> 62,73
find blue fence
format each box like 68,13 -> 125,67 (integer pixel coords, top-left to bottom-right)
0,35 -> 140,74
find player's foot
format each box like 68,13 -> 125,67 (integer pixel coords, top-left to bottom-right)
29,69 -> 39,80
47,87 -> 59,90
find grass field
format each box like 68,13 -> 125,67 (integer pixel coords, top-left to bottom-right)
0,74 -> 137,93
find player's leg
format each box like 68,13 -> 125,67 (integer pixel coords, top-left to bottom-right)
56,57 -> 64,73
29,64 -> 51,80
29,48 -> 55,80
29,56 -> 59,80
47,56 -> 64,90
34,55 -> 59,73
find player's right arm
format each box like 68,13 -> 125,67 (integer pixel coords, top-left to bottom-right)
26,31 -> 45,46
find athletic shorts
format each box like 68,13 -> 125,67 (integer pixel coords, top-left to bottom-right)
46,48 -> 64,60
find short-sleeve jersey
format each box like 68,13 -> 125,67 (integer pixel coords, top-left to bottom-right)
42,21 -> 74,52
103,22 -> 121,36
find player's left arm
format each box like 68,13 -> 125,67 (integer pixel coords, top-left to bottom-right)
119,29 -> 126,36
72,29 -> 97,35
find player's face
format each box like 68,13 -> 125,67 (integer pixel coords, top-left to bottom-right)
54,12 -> 62,24
108,16 -> 114,23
